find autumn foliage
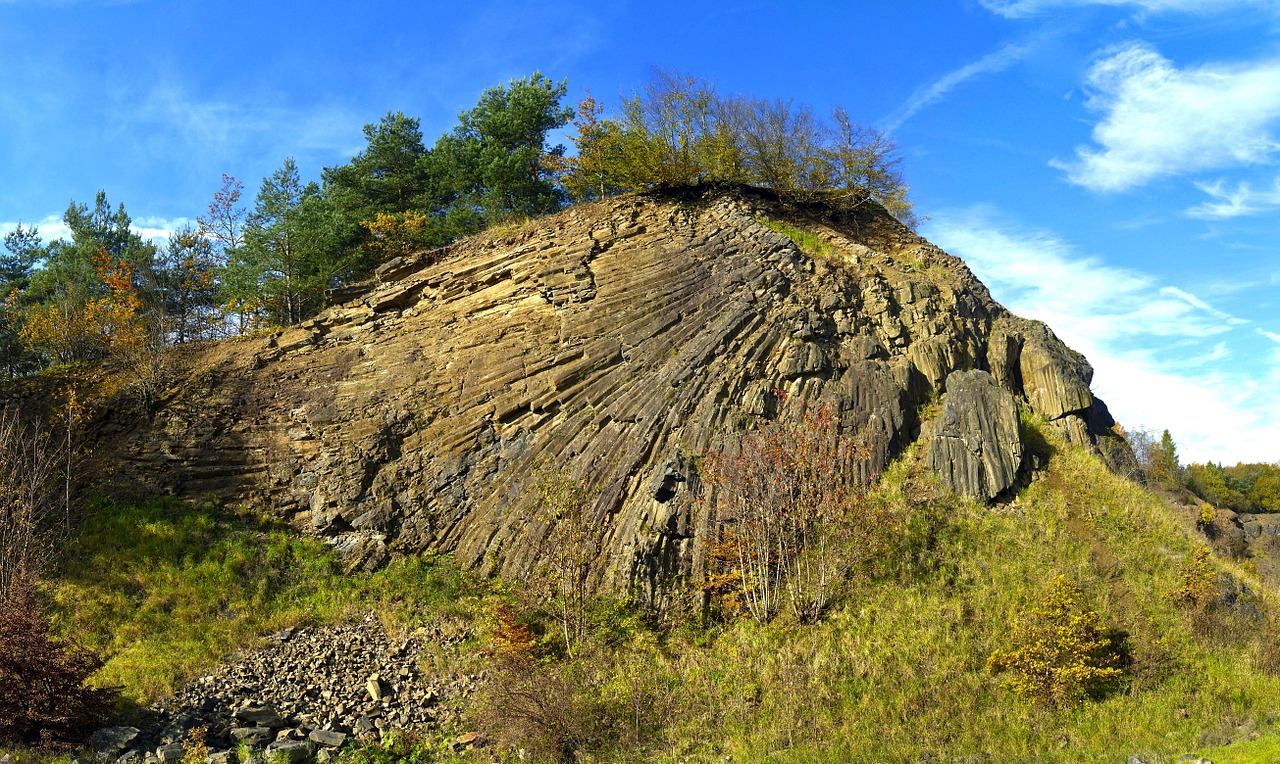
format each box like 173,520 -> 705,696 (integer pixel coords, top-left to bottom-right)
986,576 -> 1127,709
0,579 -> 120,747
700,403 -> 892,623
18,247 -> 148,364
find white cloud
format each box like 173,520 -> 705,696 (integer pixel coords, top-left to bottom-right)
1159,286 -> 1249,325
981,0 -> 1274,17
1,214 -> 193,248
884,40 -> 1037,133
924,208 -> 1280,463
1053,42 -> 1280,192
117,84 -> 366,167
0,216 -> 71,245
1187,176 -> 1280,218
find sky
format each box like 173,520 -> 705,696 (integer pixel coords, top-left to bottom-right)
0,0 -> 1277,464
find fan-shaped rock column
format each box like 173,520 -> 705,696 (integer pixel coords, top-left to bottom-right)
925,369 -> 1024,500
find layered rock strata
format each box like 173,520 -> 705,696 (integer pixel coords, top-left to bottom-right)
35,188 -> 1125,594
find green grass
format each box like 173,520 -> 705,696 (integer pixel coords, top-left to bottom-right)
757,215 -> 837,260
48,497 -> 483,704
488,421 -> 1280,763
36,419 -> 1280,763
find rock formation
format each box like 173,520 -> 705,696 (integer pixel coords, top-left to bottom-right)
9,187 -> 1128,596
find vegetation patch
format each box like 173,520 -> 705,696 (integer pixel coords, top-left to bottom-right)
48,497 -> 483,705
756,215 -> 838,260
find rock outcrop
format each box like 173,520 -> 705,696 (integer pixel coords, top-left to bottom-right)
924,370 -> 1023,501
13,187 -> 1128,595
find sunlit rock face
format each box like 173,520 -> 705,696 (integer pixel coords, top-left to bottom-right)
73,187 -> 1125,596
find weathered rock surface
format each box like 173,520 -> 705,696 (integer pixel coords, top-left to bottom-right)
924,370 -> 1023,501
16,187 -> 1127,593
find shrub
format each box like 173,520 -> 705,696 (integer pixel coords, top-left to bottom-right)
0,578 -> 119,747
699,403 -> 892,623
986,575 -> 1127,710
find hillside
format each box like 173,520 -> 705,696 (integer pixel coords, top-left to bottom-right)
9,186 -> 1126,594
10,187 -> 1280,764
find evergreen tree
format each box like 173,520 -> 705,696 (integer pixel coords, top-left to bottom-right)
323,111 -> 446,272
241,159 -> 348,326
154,226 -> 220,344
433,72 -> 573,232
0,225 -> 43,377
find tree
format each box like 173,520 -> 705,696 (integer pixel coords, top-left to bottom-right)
18,193 -> 157,365
323,112 -> 446,273
986,576 -> 1126,710
241,158 -> 348,326
0,225 -> 43,377
527,468 -> 597,657
699,404 -> 887,623
568,72 -> 918,228
434,72 -> 574,230
324,111 -> 433,221
1148,429 -> 1183,488
561,92 -> 626,203
825,107 -> 917,228
154,226 -> 220,344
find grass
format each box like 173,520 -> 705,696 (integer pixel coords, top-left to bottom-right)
28,418 -> 1280,763
47,497 -> 484,705
756,215 -> 837,260
474,421 -> 1280,763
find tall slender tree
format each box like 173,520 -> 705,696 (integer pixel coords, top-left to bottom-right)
241,159 -> 347,326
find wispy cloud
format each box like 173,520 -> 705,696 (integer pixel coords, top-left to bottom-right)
1159,286 -> 1249,325
1,214 -> 193,247
925,207 -> 1279,462
1053,42 -> 1280,192
980,0 -> 1274,17
884,39 -> 1038,133
112,84 -> 367,170
1187,176 -> 1280,218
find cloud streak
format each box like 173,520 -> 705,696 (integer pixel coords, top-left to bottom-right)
980,0 -> 1274,17
1187,176 -> 1280,218
925,207 -> 1279,463
1053,42 -> 1280,192
884,40 -> 1037,133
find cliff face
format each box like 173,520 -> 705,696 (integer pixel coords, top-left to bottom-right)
51,188 -> 1126,595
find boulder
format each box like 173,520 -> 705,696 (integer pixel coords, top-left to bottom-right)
308,729 -> 347,748
92,727 -> 141,753
925,370 -> 1024,500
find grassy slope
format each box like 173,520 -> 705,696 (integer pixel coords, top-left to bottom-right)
49,499 -> 482,706
42,420 -> 1280,763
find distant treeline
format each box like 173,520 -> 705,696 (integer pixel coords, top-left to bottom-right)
1129,427 -> 1279,513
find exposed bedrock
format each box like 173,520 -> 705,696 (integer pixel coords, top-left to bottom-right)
924,370 -> 1024,502
46,188 -> 1129,596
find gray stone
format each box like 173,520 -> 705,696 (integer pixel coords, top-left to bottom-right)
231,727 -> 273,747
233,706 -> 283,728
308,730 -> 347,749
92,727 -> 141,752
264,741 -> 311,764
206,753 -> 233,764
157,744 -> 185,764
924,369 -> 1024,500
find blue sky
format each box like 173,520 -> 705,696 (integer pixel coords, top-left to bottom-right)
0,0 -> 1277,463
